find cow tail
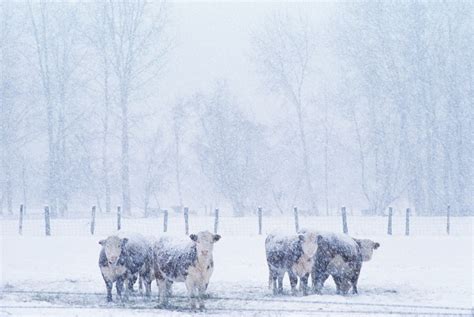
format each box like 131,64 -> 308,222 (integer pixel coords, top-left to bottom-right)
268,271 -> 272,289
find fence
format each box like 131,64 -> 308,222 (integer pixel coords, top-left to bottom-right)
1,205 -> 471,237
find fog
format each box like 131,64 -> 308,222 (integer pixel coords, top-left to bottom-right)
0,1 -> 472,217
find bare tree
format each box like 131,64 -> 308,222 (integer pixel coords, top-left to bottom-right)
101,0 -> 170,215
171,98 -> 187,213
334,2 -> 473,215
194,83 -> 267,216
142,128 -> 168,217
29,1 -> 85,216
86,2 -> 115,213
253,12 -> 319,214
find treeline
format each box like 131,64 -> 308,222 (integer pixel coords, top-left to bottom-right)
0,2 -> 472,216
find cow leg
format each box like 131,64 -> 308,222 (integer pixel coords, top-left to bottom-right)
269,269 -> 278,295
350,270 -> 360,294
332,275 -> 343,295
288,271 -> 298,295
116,277 -> 124,301
138,274 -> 143,294
166,280 -> 173,297
128,272 -> 137,293
144,275 -> 152,298
197,284 -> 207,310
104,279 -> 113,302
156,278 -> 168,307
123,272 -> 133,301
312,251 -> 331,294
300,273 -> 309,296
185,278 -> 197,310
277,274 -> 284,295
349,261 -> 361,295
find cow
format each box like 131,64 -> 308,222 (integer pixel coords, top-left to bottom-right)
309,231 -> 380,295
326,238 -> 380,295
153,231 -> 221,310
265,231 -> 319,296
98,233 -> 154,302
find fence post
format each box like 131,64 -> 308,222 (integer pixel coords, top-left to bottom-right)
44,206 -> 51,236
446,205 -> 450,235
341,206 -> 348,234
405,208 -> 410,236
117,206 -> 121,231
258,207 -> 262,235
293,207 -> 299,232
163,209 -> 168,233
19,204 -> 24,235
91,206 -> 96,235
387,207 -> 393,235
214,208 -> 219,234
184,207 -> 189,235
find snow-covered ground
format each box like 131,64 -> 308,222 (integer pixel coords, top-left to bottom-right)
1,220 -> 473,316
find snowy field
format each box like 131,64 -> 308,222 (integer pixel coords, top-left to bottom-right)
1,217 -> 473,316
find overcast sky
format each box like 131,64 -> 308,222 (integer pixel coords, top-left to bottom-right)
161,2 -> 336,123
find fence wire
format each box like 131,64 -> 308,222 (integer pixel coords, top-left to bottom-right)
1,209 -> 472,237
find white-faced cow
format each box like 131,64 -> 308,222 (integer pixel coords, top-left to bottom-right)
310,231 -> 380,295
98,233 -> 154,302
265,231 -> 319,295
153,231 -> 221,310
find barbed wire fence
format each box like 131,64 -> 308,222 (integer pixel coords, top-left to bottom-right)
1,204 -> 472,237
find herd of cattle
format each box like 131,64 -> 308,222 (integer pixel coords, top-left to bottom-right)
98,229 -> 379,310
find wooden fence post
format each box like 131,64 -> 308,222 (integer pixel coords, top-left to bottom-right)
342,206 -> 348,234
405,208 -> 410,236
19,204 -> 24,235
184,207 -> 189,235
387,207 -> 393,235
258,207 -> 262,235
214,208 -> 219,234
117,206 -> 121,231
163,209 -> 168,233
44,206 -> 51,236
446,205 -> 450,235
293,207 -> 299,232
91,206 -> 96,235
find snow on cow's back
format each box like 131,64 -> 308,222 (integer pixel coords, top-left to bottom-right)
110,231 -> 153,254
155,234 -> 194,255
319,231 -> 359,257
113,231 -> 145,242
265,230 -> 294,252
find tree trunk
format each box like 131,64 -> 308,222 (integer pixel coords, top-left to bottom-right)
295,102 -> 318,215
121,92 -> 131,216
174,127 -> 183,212
102,54 -> 111,213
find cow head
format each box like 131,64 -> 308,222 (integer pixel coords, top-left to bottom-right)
99,236 -> 128,265
298,230 -> 319,258
190,231 -> 221,258
355,239 -> 380,261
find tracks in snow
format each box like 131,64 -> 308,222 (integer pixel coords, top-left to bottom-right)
1,289 -> 472,316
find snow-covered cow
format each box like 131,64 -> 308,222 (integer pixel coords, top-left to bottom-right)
153,231 -> 221,310
98,233 -> 154,302
265,231 -> 319,295
310,231 -> 380,295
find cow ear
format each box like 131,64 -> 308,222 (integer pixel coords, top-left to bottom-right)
373,242 -> 380,249
121,238 -> 128,246
190,234 -> 198,241
98,239 -> 105,245
298,234 -> 305,241
213,234 -> 221,242
317,235 -> 323,244
354,238 -> 362,247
